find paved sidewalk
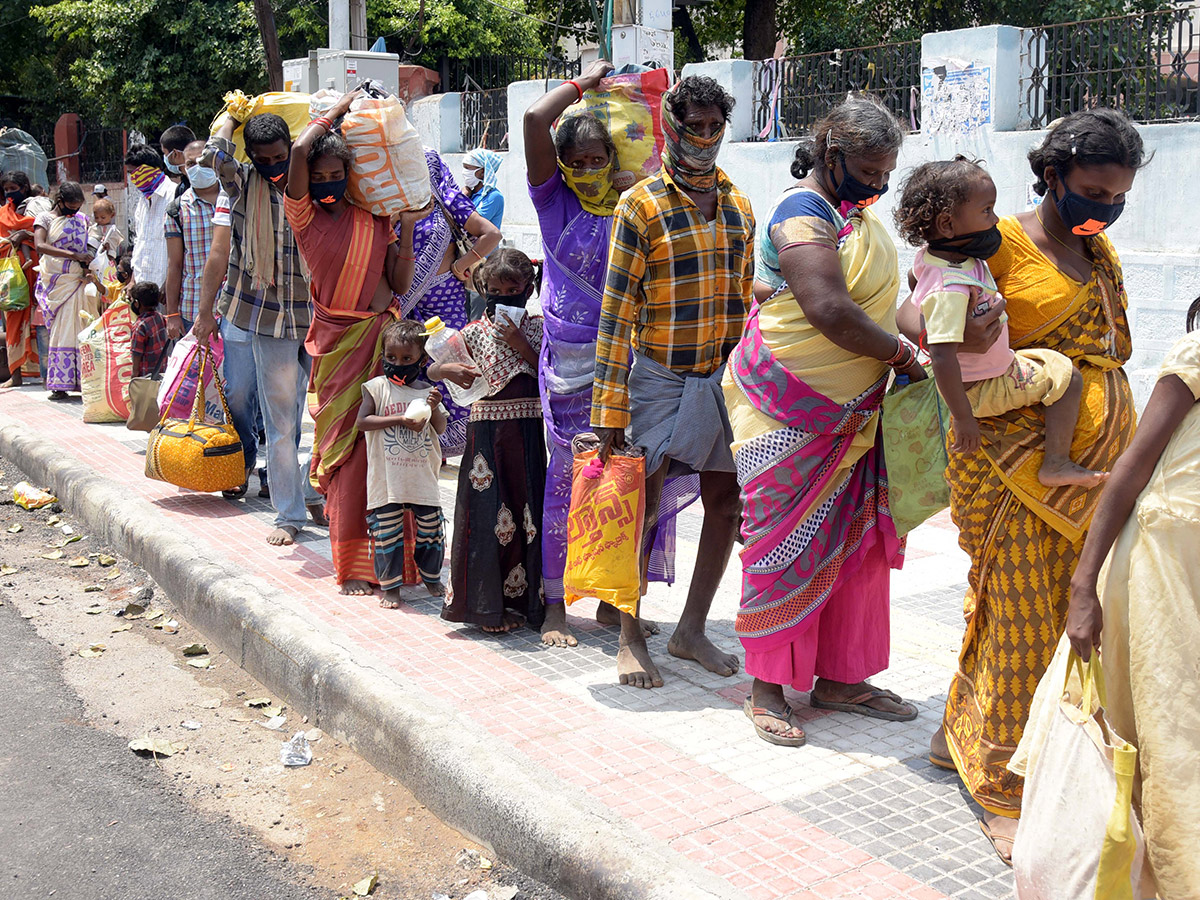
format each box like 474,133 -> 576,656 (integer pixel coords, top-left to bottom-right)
0,385 -> 1014,900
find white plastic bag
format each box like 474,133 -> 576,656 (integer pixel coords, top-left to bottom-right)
280,731 -> 312,767
1011,641 -> 1145,900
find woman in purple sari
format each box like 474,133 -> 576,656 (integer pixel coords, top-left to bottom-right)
524,61 -> 698,647
395,149 -> 501,456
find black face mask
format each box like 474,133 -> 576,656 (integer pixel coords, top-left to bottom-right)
310,178 -> 347,206
928,225 -> 1003,260
383,359 -> 422,386
831,157 -> 887,208
485,289 -> 531,320
252,156 -> 291,184
5,189 -> 25,206
1052,169 -> 1124,237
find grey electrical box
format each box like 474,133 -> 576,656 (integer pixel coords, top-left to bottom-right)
282,49 -> 401,96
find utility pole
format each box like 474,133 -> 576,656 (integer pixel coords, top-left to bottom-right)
253,0 -> 284,91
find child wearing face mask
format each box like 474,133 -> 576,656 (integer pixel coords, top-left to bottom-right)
356,318 -> 449,608
428,248 -> 547,635
896,157 -> 1106,488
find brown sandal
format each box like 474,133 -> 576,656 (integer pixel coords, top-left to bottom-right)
743,697 -> 806,747
810,687 -> 918,722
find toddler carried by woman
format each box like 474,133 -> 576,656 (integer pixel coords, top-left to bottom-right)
896,157 -> 1106,487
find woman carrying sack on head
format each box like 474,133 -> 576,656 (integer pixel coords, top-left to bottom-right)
393,149 -> 502,458
285,89 -> 432,596
33,181 -> 93,399
522,59 -> 699,649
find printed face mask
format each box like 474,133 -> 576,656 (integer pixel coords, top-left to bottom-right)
129,164 -> 166,197
659,92 -> 726,194
309,177 -> 347,206
831,157 -> 887,208
383,359 -> 422,386
1052,169 -> 1124,236
186,164 -> 219,190
252,156 -> 290,183
928,225 -> 1003,260
558,160 -> 620,217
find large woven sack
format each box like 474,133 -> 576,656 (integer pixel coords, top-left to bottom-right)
338,94 -> 431,216
560,67 -> 670,192
78,299 -> 134,423
209,90 -> 313,163
145,345 -> 245,494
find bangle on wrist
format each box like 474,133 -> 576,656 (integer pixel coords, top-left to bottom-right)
311,115 -> 334,131
469,247 -> 484,263
566,80 -> 584,102
164,312 -> 181,320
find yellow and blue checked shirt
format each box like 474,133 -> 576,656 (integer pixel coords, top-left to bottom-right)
591,168 -> 755,429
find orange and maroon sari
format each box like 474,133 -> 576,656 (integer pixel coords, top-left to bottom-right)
0,200 -> 38,379
285,194 -> 397,586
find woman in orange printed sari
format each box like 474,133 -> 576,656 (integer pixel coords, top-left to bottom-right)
285,90 -> 427,595
910,110 -> 1147,863
0,172 -> 39,386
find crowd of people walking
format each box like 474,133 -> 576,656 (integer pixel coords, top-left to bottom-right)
0,62 -> 1196,896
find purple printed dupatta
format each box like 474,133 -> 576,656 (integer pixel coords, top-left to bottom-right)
728,301 -> 904,650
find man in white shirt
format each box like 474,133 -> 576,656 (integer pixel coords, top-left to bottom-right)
123,144 -> 174,287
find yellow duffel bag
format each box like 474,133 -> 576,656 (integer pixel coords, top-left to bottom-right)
145,345 -> 245,493
209,89 -> 313,163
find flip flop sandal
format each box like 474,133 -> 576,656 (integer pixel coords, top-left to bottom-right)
743,697 -> 806,747
809,688 -> 919,722
222,481 -> 248,500
929,749 -> 956,771
978,819 -> 1015,867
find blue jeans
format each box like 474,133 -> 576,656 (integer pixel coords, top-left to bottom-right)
36,325 -> 48,383
221,320 -> 319,530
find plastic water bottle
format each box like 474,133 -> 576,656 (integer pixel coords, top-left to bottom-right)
423,317 -> 490,406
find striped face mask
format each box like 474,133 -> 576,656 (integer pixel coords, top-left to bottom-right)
660,88 -> 726,194
129,164 -> 165,197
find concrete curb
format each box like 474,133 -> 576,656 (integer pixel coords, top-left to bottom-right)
0,421 -> 750,900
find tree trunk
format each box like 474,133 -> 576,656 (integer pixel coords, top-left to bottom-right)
673,5 -> 704,66
253,0 -> 284,92
743,0 -> 777,61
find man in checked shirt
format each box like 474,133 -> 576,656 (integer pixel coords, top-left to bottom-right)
592,76 -> 754,690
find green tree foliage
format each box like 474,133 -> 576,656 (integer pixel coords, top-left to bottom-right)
29,0 -> 269,134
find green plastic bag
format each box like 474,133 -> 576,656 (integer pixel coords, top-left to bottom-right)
0,253 -> 29,311
881,372 -> 950,536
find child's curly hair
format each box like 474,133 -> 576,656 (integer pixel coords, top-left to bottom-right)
894,156 -> 991,246
382,318 -> 427,350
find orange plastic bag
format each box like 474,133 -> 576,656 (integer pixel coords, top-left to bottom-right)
563,451 -> 646,616
338,95 -> 432,216
560,67 -> 670,192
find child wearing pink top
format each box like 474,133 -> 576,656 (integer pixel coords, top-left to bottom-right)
897,158 -> 1107,488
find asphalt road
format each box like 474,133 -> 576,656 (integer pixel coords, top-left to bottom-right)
0,602 -> 333,900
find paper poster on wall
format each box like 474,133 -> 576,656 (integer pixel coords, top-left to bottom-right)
922,60 -> 992,136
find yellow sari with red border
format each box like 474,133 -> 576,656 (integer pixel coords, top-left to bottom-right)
943,215 -> 1135,816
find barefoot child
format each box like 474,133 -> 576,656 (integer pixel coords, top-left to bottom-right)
356,319 -> 449,608
433,249 -> 547,634
896,157 -> 1106,487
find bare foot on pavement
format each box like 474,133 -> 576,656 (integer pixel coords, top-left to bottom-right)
340,579 -> 375,596
618,634 -> 663,689
668,629 -> 740,676
540,602 -> 578,648
267,525 -> 298,546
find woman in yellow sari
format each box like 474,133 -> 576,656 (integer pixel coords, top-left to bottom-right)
724,96 -> 927,746
921,109 -> 1147,862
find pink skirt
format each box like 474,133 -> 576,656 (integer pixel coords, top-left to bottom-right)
744,537 -> 892,691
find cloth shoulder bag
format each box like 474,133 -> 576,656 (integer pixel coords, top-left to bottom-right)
880,371 -> 950,536
145,345 -> 245,493
1012,647 -> 1145,900
126,374 -> 163,432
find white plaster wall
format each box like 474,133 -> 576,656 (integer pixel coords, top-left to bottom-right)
420,88 -> 1200,409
